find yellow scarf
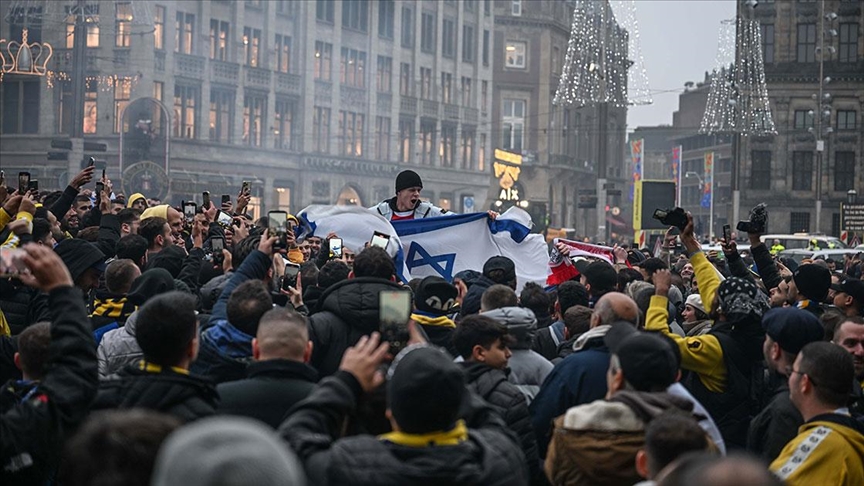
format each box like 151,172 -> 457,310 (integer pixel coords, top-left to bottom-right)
379,420 -> 468,447
410,313 -> 456,329
90,297 -> 131,318
138,360 -> 189,375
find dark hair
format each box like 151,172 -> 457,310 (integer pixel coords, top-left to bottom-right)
641,258 -> 669,275
17,322 -> 51,379
59,410 -> 181,486
105,259 -> 139,294
31,217 -> 52,243
42,190 -> 64,209
520,282 -> 551,319
798,341 -> 855,408
583,262 -> 618,295
481,284 -> 518,311
557,281 -> 589,315
645,413 -> 709,478
76,226 -> 99,242
226,280 -> 273,336
231,235 -> 261,271
617,267 -> 643,292
116,235 -> 148,269
318,260 -> 350,290
352,246 -> 395,280
407,278 -> 423,295
820,308 -> 847,341
299,261 -> 319,288
452,314 -> 510,360
135,292 -> 198,366
74,194 -> 91,205
117,208 -> 142,226
563,305 -> 592,339
139,217 -> 169,248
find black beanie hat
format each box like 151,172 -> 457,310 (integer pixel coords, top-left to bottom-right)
414,276 -> 458,316
395,170 -> 423,193
128,268 -> 176,306
387,345 -> 465,433
793,264 -> 831,302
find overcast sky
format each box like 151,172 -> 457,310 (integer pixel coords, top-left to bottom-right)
626,0 -> 736,130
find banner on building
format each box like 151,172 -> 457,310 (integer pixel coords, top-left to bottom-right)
629,139 -> 643,201
671,145 -> 682,206
701,152 -> 714,209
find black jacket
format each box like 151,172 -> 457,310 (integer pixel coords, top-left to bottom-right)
460,276 -> 496,317
1,286 -> 99,485
217,359 -> 318,428
0,279 -> 49,335
461,362 -> 541,485
747,380 -> 803,463
92,364 -> 218,423
751,243 -> 782,291
308,277 -> 404,377
279,371 -> 529,486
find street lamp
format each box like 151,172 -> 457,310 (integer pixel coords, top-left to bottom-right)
685,171 -> 714,239
848,189 -> 858,205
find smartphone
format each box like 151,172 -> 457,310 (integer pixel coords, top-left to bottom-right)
370,231 -> 391,250
28,180 -> 39,192
18,172 -> 30,194
95,181 -> 104,198
268,211 -> 288,249
0,170 -> 6,188
221,194 -> 231,206
202,191 -> 211,210
0,248 -> 31,278
211,236 -> 225,266
241,181 -> 251,195
101,168 -> 106,180
722,224 -> 732,243
282,263 -> 301,291
379,290 -> 412,356
88,157 -> 96,167
216,210 -> 233,227
329,238 -> 343,258
183,202 -> 197,220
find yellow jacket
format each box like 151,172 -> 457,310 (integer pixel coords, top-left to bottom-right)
771,415 -> 864,486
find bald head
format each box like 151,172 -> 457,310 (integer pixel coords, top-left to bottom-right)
253,308 -> 310,362
592,292 -> 639,328
661,454 -> 783,486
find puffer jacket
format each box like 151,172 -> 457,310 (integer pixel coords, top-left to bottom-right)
482,307 -> 553,403
371,197 -> 449,221
461,362 -> 541,485
0,279 -> 47,335
97,310 -> 143,380
308,277 -> 404,377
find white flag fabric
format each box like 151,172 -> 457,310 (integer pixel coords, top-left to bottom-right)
295,204 -> 405,257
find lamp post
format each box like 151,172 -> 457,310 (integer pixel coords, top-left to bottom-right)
849,189 -> 858,205
686,171 -> 714,239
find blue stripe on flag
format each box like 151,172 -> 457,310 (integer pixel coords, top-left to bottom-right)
392,212 -> 531,243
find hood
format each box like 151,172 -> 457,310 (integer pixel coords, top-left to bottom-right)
127,193 -> 146,208
145,246 -> 186,278
460,275 -> 496,317
140,204 -> 169,220
54,238 -> 106,282
124,310 -> 140,336
127,268 -> 175,306
318,277 -> 404,332
459,361 -> 508,384
481,306 -> 537,349
609,390 -> 696,423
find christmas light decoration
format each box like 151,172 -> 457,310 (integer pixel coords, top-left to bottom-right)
700,17 -> 776,135
555,0 -> 652,108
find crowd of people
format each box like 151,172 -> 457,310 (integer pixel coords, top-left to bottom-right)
1,166 -> 863,486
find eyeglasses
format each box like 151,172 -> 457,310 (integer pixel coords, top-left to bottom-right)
786,367 -> 819,388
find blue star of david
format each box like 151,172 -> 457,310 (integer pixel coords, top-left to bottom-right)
405,242 -> 456,281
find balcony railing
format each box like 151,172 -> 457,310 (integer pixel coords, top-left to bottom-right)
400,96 -> 418,115
245,66 -> 271,88
175,53 -> 204,78
422,100 -> 439,117
276,72 -> 302,95
211,60 -> 239,85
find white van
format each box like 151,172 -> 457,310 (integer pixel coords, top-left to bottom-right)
760,234 -> 847,250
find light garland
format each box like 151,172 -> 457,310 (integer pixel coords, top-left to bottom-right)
555,0 -> 652,108
45,71 -> 141,91
700,17 -> 776,136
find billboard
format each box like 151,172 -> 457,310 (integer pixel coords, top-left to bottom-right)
633,180 -> 676,231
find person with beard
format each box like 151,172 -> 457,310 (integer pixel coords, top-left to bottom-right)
61,195 -> 92,237
46,165 -> 95,238
832,317 -> 864,394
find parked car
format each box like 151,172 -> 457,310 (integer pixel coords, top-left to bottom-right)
760,234 -> 847,250
777,249 -> 854,265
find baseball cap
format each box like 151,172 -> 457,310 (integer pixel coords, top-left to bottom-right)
604,322 -> 677,392
831,278 -> 864,303
761,307 -> 824,355
483,256 -> 516,284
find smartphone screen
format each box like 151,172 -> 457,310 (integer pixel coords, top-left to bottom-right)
329,238 -> 343,258
0,248 -> 31,278
370,231 -> 391,250
212,236 -> 224,252
202,192 -> 211,210
28,180 -> 39,192
95,181 -> 104,196
183,203 -> 197,219
221,194 -> 231,206
268,211 -> 288,233
723,224 -> 732,242
216,210 -> 233,226
242,181 -> 251,195
18,172 -> 30,193
283,264 -> 301,291
88,157 -> 96,167
379,290 -> 412,355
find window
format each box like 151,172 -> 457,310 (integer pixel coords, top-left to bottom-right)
461,128 -> 475,170
420,120 -> 436,165
379,0 -> 394,39
243,93 -> 266,146
246,0 -> 262,7
462,25 -> 475,62
312,106 -> 331,153
58,82 -> 73,133
243,27 -> 261,67
420,68 -> 433,100
484,0 -> 491,16
401,7 -> 414,48
421,12 -> 436,53
274,99 -> 296,150
552,46 -> 561,75
376,116 -> 391,160
173,85 -> 197,139
465,0 -> 476,13
505,41 -> 526,68
275,34 -> 291,73
316,0 -> 334,22
275,0 -> 291,15
511,0 -> 522,16
792,151 -> 813,190
750,150 -> 771,189
399,118 -> 414,163
209,90 -> 234,142
339,111 -> 364,156
340,48 -> 367,88
790,212 -> 810,234
400,62 -> 411,96
377,56 -> 392,92
175,11 -> 195,54
481,80 -> 488,113
834,152 -> 856,191
461,77 -> 472,106
793,110 -> 814,130
115,2 -> 132,47
210,20 -> 230,61
154,5 -> 165,49
761,24 -> 774,63
65,5 -> 95,48
154,81 -> 164,102
84,83 -> 98,134
440,124 -> 457,168
441,72 -> 452,104
342,0 -> 368,31
442,18 -> 456,58
0,80 -> 39,134
9,7 -> 42,44
837,110 -> 857,130
797,23 -> 816,63
314,41 -> 333,80
113,81 -> 131,133
502,99 -> 525,152
482,30 -> 490,66
839,23 -> 859,63
479,133 -> 486,171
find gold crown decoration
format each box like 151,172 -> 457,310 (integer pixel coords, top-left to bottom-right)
0,28 -> 53,79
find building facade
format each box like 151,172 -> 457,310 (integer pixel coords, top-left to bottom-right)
0,0 -> 496,217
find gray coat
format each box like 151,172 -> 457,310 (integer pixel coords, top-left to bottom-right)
97,311 -> 143,380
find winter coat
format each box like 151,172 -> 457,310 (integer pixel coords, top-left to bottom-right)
1,287 -> 98,485
0,279 -> 48,335
92,363 -> 218,423
308,277 -> 404,377
97,310 -> 143,380
532,320 -> 566,361
771,413 -> 864,485
372,197 -> 449,221
216,359 -> 318,429
461,362 -> 541,485
482,307 -> 553,403
279,371 -> 529,486
747,381 -> 803,463
460,275 -> 496,317
199,271 -> 231,314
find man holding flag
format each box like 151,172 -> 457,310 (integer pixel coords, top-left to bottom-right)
371,170 -> 450,221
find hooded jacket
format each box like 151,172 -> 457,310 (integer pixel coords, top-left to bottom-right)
308,277 -> 404,377
483,307 -> 553,403
770,413 -> 864,485
97,310 -> 143,379
460,275 -> 496,317
55,238 -> 106,284
372,198 -> 449,221
747,381 -> 802,463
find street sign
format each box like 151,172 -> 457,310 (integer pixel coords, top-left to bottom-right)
841,203 -> 864,232
607,189 -> 623,196
578,196 -> 597,208
463,196 -> 475,212
603,183 -> 615,190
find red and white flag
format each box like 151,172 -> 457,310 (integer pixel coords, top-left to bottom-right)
547,238 -> 615,286
653,236 -> 664,258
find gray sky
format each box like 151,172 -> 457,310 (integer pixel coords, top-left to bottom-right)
627,0 -> 736,130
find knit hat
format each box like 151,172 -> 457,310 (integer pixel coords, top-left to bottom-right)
761,307 -> 824,355
127,193 -> 146,208
395,170 -> 423,193
151,416 -> 306,486
793,264 -> 831,302
414,276 -> 458,316
127,268 -> 176,306
483,256 -> 517,285
717,277 -> 769,322
387,344 -> 466,433
604,323 -> 677,392
453,269 -> 482,289
140,204 -> 169,220
626,249 -> 647,266
54,238 -> 107,282
685,294 -> 707,316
